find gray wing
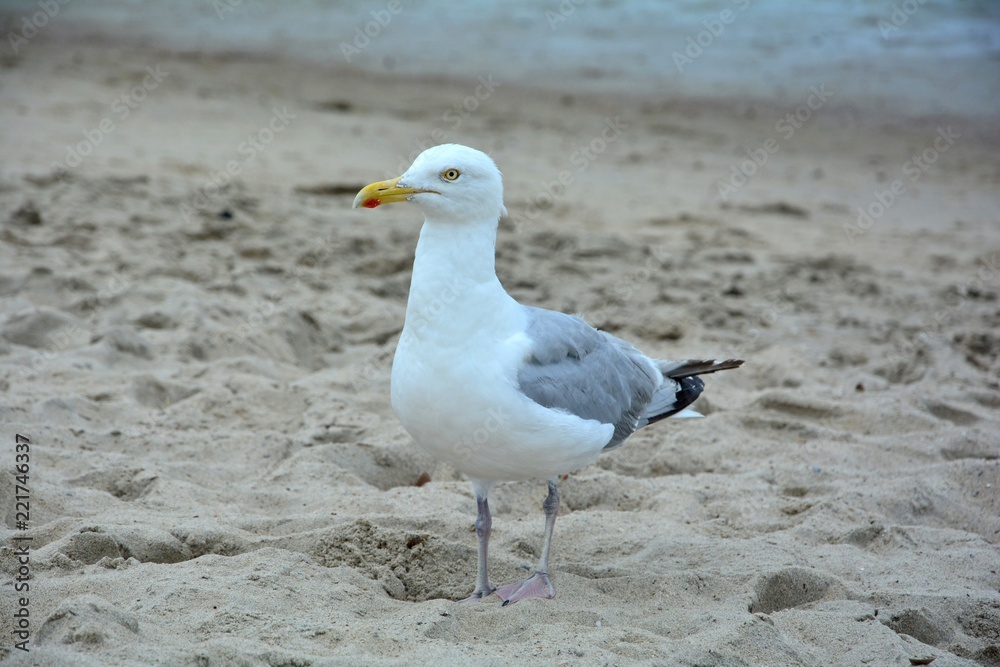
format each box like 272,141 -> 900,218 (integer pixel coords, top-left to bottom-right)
516,306 -> 660,448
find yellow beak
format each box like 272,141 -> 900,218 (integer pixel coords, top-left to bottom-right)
352,176 -> 436,209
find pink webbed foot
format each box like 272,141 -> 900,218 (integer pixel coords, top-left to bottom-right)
495,572 -> 555,606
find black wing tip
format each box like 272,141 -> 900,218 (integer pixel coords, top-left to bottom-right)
640,360 -> 743,428
704,359 -> 745,373
664,358 -> 745,378
645,375 -> 705,426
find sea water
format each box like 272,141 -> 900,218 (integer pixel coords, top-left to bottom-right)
5,0 -> 999,118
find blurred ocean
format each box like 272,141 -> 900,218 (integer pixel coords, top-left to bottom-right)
5,0 -> 1000,118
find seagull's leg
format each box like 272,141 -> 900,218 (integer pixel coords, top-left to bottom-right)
459,492 -> 496,602
496,478 -> 559,606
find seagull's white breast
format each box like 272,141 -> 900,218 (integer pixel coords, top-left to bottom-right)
390,278 -> 613,483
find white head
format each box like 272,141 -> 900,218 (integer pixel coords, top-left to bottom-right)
353,144 -> 507,223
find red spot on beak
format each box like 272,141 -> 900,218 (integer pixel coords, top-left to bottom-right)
362,199 -> 380,208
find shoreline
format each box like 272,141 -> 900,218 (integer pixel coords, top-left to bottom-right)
4,6 -> 1000,137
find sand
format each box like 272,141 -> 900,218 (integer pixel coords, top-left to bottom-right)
1,24 -> 999,667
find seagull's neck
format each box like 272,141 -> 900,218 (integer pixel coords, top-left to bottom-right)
402,217 -> 514,342
414,218 -> 500,285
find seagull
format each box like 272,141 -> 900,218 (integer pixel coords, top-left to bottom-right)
353,144 -> 742,605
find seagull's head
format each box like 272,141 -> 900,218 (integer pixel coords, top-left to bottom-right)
353,144 -> 507,223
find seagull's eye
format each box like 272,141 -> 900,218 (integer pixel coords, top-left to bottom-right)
441,168 -> 461,181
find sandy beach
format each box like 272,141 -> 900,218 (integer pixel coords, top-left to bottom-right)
1,3 -> 999,665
